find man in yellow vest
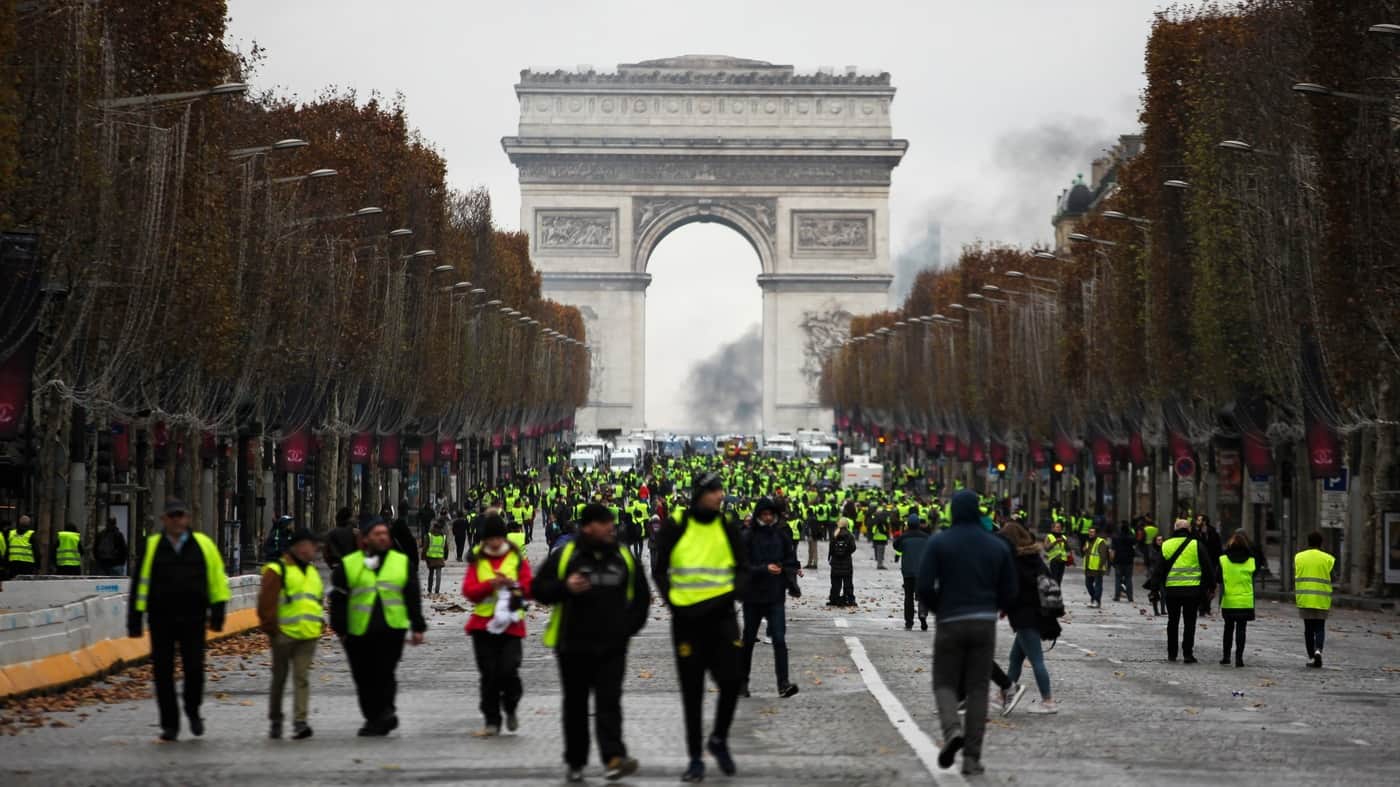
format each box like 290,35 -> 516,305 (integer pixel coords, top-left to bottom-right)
1159,518 -> 1215,663
7,515 -> 37,576
258,528 -> 323,740
653,472 -> 749,783
422,519 -> 449,594
535,502 -> 650,783
1045,522 -> 1069,585
463,513 -> 533,737
54,523 -> 83,575
1081,527 -> 1110,608
1294,531 -> 1336,669
126,499 -> 230,742
329,517 -> 427,736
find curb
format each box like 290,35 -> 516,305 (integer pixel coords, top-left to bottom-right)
0,608 -> 261,700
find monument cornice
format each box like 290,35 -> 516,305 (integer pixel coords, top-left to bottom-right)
503,136 -> 908,155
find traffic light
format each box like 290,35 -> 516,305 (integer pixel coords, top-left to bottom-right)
95,425 -> 113,483
995,461 -> 1008,474
877,435 -> 886,445
1052,462 -> 1065,474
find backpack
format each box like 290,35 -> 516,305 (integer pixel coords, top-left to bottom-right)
1037,572 -> 1065,619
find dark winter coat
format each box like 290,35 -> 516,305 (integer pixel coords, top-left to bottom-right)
533,537 -> 651,654
828,530 -> 857,577
1007,552 -> 1046,632
740,523 -> 801,605
894,529 -> 932,578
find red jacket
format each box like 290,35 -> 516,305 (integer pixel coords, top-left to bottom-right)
462,549 -> 533,638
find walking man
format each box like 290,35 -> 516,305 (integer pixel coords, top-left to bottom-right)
535,503 -> 650,783
1045,521 -> 1068,585
738,498 -> 802,699
258,528 -> 322,740
827,518 -> 857,606
1294,531 -> 1335,668
893,516 -> 932,630
917,490 -> 1017,777
329,517 -> 427,736
1161,518 -> 1213,663
94,517 -> 129,576
653,472 -> 748,783
423,519 -> 448,594
1081,526 -> 1110,608
126,500 -> 230,742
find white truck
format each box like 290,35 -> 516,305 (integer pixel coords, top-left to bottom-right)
569,449 -> 598,471
841,458 -> 884,489
609,448 -> 639,474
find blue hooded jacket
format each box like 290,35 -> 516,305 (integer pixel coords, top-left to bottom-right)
916,490 -> 1017,623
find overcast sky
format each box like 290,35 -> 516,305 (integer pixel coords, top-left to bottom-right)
226,0 -> 1167,430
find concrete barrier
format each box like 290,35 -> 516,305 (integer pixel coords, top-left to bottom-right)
0,574 -> 266,699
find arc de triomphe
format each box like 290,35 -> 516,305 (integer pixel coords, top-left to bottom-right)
503,55 -> 907,435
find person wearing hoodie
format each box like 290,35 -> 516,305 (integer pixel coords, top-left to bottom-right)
917,489 -> 1018,777
534,502 -> 649,783
738,497 -> 803,700
328,517 -> 427,736
462,513 -> 533,737
1218,529 -> 1256,667
652,472 -> 749,783
999,522 -> 1056,715
893,517 -> 933,630
827,518 -> 858,606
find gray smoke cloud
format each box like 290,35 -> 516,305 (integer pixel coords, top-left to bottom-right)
898,118 -> 1119,269
681,323 -> 762,434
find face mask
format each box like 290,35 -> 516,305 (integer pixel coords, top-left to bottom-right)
484,541 -> 509,557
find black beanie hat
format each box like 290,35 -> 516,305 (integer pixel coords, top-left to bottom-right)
480,513 -> 508,541
579,502 -> 615,526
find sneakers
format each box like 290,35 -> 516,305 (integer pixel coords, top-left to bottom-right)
605,756 -> 639,781
292,722 -> 313,740
1308,651 -> 1323,669
1000,683 -> 1027,717
269,720 -> 283,740
778,683 -> 799,699
937,734 -> 964,769
920,618 -> 929,631
566,767 -> 584,783
505,711 -> 519,732
706,735 -> 736,776
681,758 -> 705,782
473,724 -> 501,738
1026,699 -> 1058,714
962,756 -> 985,776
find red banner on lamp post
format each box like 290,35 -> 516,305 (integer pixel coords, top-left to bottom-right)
349,433 -> 373,465
280,431 -> 309,473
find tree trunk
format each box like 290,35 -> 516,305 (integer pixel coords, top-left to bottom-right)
1366,377 -> 1396,594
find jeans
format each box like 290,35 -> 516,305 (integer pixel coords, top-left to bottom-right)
1113,564 -> 1134,602
150,616 -> 206,732
741,602 -> 790,689
1085,573 -> 1104,604
873,542 -> 887,567
344,630 -> 405,725
269,634 -> 317,723
1304,619 -> 1327,656
1222,619 -> 1247,660
471,630 -> 524,726
1049,560 -> 1065,585
1006,627 -> 1052,699
933,619 -> 997,761
1165,595 -> 1198,659
558,648 -> 628,769
426,566 -> 443,594
901,576 -> 928,626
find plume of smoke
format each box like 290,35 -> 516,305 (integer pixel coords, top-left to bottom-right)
899,118 -> 1118,268
681,324 -> 762,433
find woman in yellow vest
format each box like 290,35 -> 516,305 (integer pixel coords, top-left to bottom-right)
1294,531 -> 1335,668
463,513 -> 533,737
328,518 -> 426,737
257,528 -> 323,739
1218,529 -> 1256,668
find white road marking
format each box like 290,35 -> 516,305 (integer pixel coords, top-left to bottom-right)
842,632 -> 967,786
833,618 -> 850,628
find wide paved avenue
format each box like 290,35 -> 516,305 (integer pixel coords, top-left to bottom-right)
2,541 -> 1398,786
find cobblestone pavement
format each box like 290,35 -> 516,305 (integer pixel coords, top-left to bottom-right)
2,536 -> 1398,786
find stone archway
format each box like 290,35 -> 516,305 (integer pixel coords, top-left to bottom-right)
503,55 -> 908,434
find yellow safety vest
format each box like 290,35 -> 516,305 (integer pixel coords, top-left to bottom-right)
343,549 -> 409,635
1161,537 -> 1202,588
542,541 -> 634,649
426,533 -> 447,560
1293,548 -> 1335,611
8,529 -> 35,564
56,531 -> 81,567
1045,534 -> 1067,563
1084,537 -> 1107,572
667,514 -> 735,607
507,531 -> 526,552
135,532 -> 230,612
1218,556 -> 1255,610
475,550 -> 524,622
264,559 -> 324,639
